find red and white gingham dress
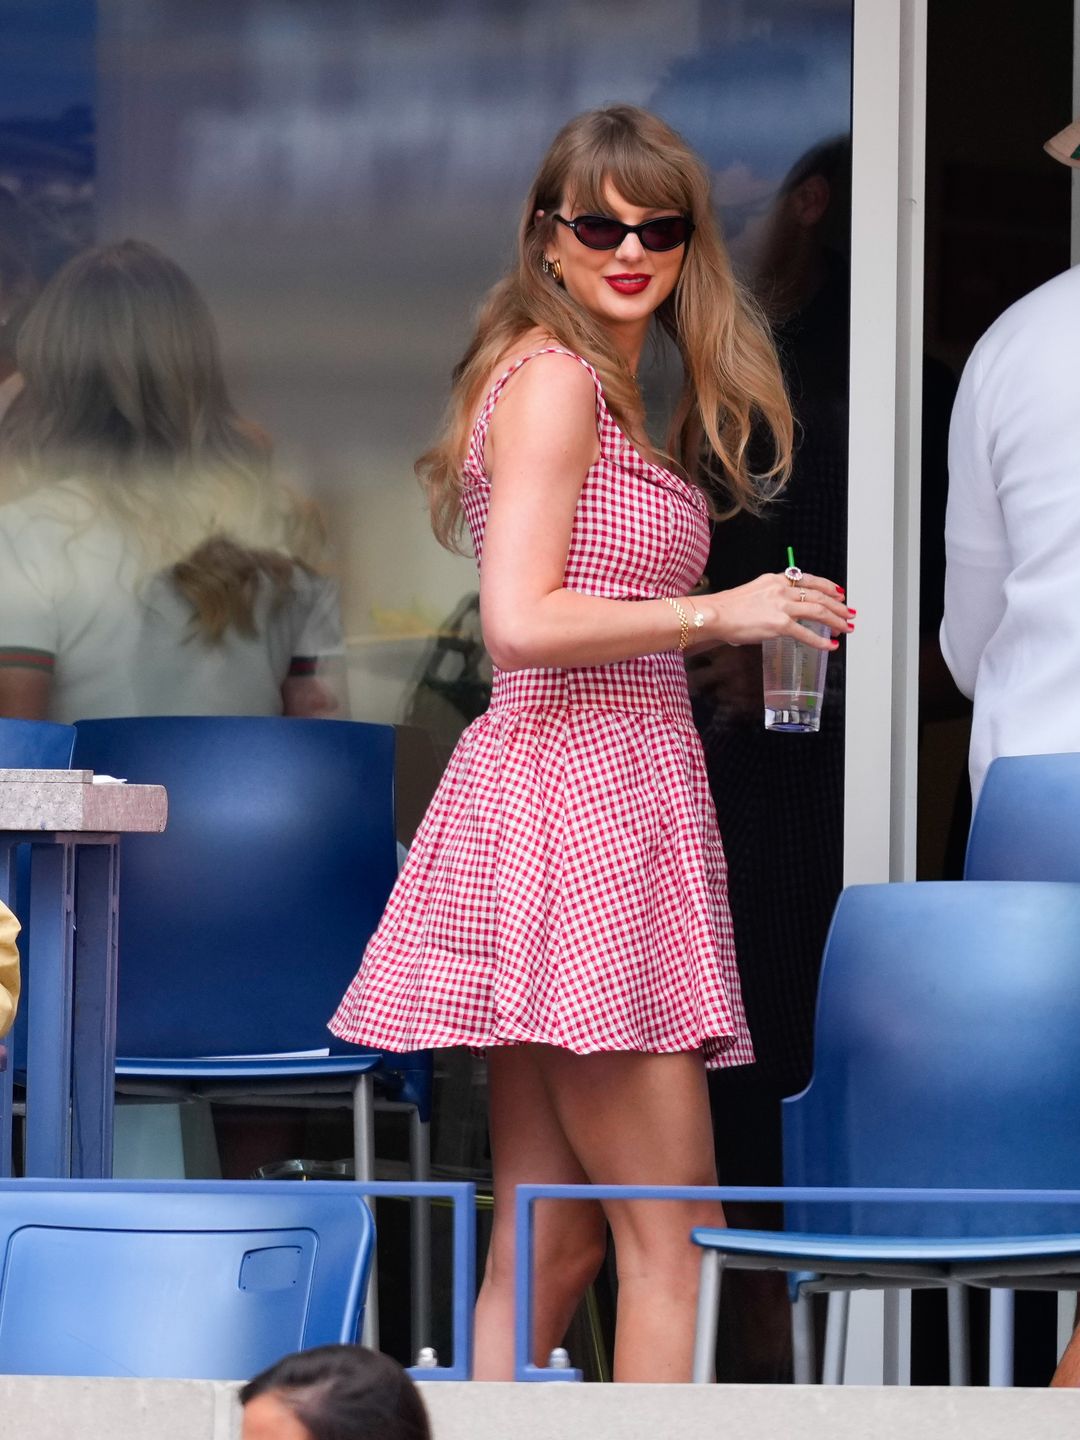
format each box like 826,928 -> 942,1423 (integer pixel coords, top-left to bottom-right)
330,348 -> 753,1068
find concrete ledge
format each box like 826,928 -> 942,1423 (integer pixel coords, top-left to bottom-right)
0,1377 -> 238,1440
423,1383 -> 1080,1439
3,1376 -> 1080,1440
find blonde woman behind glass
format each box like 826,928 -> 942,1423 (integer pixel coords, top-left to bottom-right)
330,106 -> 851,1381
0,240 -> 342,723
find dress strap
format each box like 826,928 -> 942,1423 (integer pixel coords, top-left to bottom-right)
472,347 -> 604,444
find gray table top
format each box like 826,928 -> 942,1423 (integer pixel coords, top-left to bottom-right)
0,770 -> 167,834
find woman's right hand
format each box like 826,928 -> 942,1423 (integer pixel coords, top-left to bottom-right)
701,571 -> 853,650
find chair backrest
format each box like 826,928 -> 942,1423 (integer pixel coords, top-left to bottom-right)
0,718 -> 75,769
966,753 -> 1080,880
0,1179 -> 372,1378
72,717 -> 398,1057
783,881 -> 1080,1236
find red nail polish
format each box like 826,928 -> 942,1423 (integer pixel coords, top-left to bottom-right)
847,623 -> 855,631
848,608 -> 857,616
836,587 -> 845,596
830,639 -> 840,649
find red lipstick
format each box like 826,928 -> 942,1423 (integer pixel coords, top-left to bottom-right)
604,274 -> 651,295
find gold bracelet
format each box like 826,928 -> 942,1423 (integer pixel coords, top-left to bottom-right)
662,596 -> 690,652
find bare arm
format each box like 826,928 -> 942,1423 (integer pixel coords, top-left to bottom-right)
479,353 -> 849,671
0,667 -> 50,720
281,673 -> 341,717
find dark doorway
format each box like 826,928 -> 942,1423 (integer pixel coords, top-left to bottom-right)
918,0 -> 1074,884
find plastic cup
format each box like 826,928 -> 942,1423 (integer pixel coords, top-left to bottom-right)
761,620 -> 831,732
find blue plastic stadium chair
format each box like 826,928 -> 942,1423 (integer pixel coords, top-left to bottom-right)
691,882 -> 1080,1385
966,753 -> 1080,882
0,1179 -> 373,1378
0,717 -> 76,771
962,751 -> 1080,1374
71,717 -> 433,1354
0,719 -> 76,1179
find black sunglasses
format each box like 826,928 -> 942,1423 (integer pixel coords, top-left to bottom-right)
552,213 -> 694,253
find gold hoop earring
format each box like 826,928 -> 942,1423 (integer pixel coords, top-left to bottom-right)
549,257 -> 563,284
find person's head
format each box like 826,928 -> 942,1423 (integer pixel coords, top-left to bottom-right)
0,239 -> 326,639
419,104 -> 792,548
527,106 -> 713,350
1,238 -> 267,486
750,136 -> 852,317
239,1345 -> 431,1440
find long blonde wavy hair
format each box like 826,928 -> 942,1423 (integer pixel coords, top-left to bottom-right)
419,105 -> 793,551
0,239 -> 325,641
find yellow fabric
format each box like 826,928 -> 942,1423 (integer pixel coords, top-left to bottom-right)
0,899 -> 20,1039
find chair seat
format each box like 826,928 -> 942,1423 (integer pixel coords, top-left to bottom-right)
693,1225 -> 1080,1269
115,1052 -> 432,1116
117,1054 -> 390,1081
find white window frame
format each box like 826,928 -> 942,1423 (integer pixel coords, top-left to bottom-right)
844,0 -> 927,887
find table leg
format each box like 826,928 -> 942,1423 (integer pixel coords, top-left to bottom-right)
0,846 -> 14,1178
71,842 -> 119,1178
24,842 -> 76,1178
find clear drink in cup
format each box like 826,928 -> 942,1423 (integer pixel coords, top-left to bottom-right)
761,620 -> 831,732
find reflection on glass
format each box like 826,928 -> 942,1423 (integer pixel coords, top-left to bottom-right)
687,128 -> 851,1382
0,241 -> 343,723
691,136 -> 851,1093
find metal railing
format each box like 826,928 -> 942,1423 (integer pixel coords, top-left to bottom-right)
511,1183 -> 1080,1383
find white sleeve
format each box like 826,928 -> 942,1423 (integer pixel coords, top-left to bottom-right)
293,573 -> 344,660
940,348 -> 1008,700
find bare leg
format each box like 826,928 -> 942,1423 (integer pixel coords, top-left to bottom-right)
535,1046 -> 723,1382
473,1046 -> 607,1379
1051,1321 -> 1080,1387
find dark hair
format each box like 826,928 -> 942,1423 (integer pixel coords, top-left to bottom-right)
240,1345 -> 432,1440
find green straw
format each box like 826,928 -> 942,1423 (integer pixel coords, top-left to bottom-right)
787,546 -> 796,569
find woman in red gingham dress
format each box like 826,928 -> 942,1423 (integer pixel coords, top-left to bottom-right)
331,106 -> 849,1381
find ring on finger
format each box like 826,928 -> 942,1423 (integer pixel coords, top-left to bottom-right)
784,565 -> 803,587
797,587 -> 808,602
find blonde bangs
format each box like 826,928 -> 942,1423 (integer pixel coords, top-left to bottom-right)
549,141 -> 690,218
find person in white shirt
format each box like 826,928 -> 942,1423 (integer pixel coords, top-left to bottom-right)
941,117 -> 1080,807
0,240 -> 343,724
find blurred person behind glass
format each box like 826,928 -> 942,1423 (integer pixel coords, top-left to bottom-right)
689,137 -> 851,1381
0,240 -> 342,722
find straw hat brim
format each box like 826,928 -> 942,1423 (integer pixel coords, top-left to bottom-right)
1044,118 -> 1080,168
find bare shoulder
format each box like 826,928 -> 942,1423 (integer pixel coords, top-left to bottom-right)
490,339 -> 595,420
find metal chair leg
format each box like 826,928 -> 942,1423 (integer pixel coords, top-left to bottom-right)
1057,1290 -> 1076,1366
988,1288 -> 1015,1387
353,1073 -> 379,1348
691,1250 -> 722,1383
947,1283 -> 971,1385
882,1288 -> 912,1385
409,1110 -> 432,1358
823,1291 -> 850,1385
791,1290 -> 816,1384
